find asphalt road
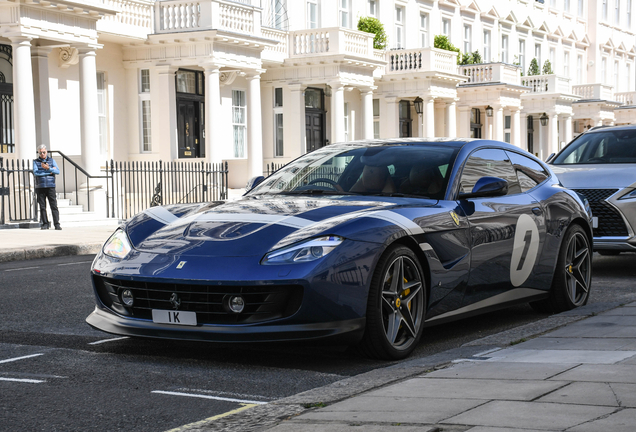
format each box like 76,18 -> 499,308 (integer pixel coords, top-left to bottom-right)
1,253 -> 635,431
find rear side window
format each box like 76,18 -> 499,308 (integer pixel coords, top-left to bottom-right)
506,151 -> 549,192
553,129 -> 636,164
459,148 -> 521,195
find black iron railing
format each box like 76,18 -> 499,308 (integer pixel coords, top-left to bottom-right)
0,157 -> 36,224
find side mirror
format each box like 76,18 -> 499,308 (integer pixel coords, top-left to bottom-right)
459,177 -> 508,199
545,153 -> 555,163
245,176 -> 265,193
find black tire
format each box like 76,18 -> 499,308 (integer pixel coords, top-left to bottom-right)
530,224 -> 592,313
598,250 -> 621,256
359,245 -> 426,360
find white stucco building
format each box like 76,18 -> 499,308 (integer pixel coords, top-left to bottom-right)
1,0 -> 635,188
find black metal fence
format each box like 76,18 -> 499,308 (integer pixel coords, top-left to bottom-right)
1,154 -> 229,225
265,162 -> 345,188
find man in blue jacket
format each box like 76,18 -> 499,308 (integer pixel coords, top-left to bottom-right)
33,145 -> 61,230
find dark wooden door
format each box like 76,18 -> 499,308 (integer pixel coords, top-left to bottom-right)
177,100 -> 202,158
305,110 -> 324,153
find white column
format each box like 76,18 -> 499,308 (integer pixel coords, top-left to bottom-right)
520,112 -> 528,151
31,47 -> 52,148
423,97 -> 435,137
330,82 -> 345,143
548,112 -> 559,158
76,47 -> 100,175
445,101 -> 457,138
156,65 -> 179,161
246,71 -> 263,179
458,106 -> 471,138
511,108 -> 521,148
10,37 -> 36,160
384,97 -> 399,138
564,115 -> 573,147
288,84 -> 306,156
204,64 -> 222,163
360,87 -> 374,139
493,105 -> 504,141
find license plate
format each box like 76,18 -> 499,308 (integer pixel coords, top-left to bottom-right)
152,309 -> 197,326
592,217 -> 599,229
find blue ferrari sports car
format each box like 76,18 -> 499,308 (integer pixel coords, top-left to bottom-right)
87,139 -> 593,359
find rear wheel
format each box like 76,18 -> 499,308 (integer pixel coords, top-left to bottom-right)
359,245 -> 426,360
530,225 -> 591,313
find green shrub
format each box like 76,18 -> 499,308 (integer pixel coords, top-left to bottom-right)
357,16 -> 387,50
434,35 -> 461,64
542,59 -> 554,75
527,58 -> 540,76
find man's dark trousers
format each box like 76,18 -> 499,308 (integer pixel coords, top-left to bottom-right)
37,187 -> 59,228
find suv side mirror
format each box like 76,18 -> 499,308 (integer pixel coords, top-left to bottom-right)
245,176 -> 265,193
459,177 -> 508,199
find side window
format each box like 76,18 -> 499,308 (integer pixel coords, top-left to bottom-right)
506,151 -> 549,192
459,148 -> 520,195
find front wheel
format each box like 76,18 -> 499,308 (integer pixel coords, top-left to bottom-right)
359,245 -> 426,360
531,225 -> 592,313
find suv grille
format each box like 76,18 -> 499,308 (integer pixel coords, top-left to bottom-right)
572,189 -> 628,237
94,276 -> 303,325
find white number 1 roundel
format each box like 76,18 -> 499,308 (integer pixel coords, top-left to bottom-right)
510,214 -> 540,287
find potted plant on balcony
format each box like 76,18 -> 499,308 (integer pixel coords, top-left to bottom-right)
357,17 -> 387,50
434,35 -> 461,64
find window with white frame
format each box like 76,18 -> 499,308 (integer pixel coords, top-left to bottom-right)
502,35 -> 509,63
307,0 -> 318,29
274,88 -> 283,157
138,69 -> 151,153
339,0 -> 350,28
550,0 -> 556,7
519,39 -> 525,71
614,60 -> 619,91
504,115 -> 511,144
483,30 -> 491,62
564,0 -> 570,12
273,0 -> 286,29
549,47 -> 556,72
464,24 -> 471,54
535,43 -> 542,69
615,0 -> 620,24
373,99 -> 380,139
627,63 -> 632,91
564,51 -> 570,77
420,13 -> 428,48
395,6 -> 404,49
344,102 -> 349,141
442,18 -> 451,37
578,0 -> 584,17
629,0 -> 633,27
602,0 -> 608,21
577,54 -> 583,84
232,90 -> 246,158
97,72 -> 108,155
602,57 -> 607,84
368,0 -> 377,16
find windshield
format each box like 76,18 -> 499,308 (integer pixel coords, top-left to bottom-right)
552,129 -> 636,164
249,144 -> 459,199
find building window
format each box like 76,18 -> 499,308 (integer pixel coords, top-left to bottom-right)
395,6 -> 404,49
420,13 -> 428,48
274,87 -> 283,108
577,54 -> 583,84
602,57 -> 607,84
627,63 -> 632,91
501,35 -> 509,63
603,0 -> 608,21
344,102 -> 349,141
615,0 -> 620,24
373,98 -> 380,139
463,24 -> 471,55
578,0 -> 584,17
483,30 -> 491,62
232,90 -> 246,158
307,0 -> 318,29
535,43 -> 541,70
274,87 -> 283,157
368,0 -> 377,16
442,18 -> 450,36
176,70 -> 203,95
504,115 -> 511,144
564,0 -> 570,12
138,69 -> 151,153
470,108 -> 481,138
628,0 -> 633,27
398,100 -> 411,138
549,47 -> 556,73
564,51 -> 570,77
339,0 -> 350,28
96,72 -> 108,155
518,40 -> 525,71
614,60 -> 619,91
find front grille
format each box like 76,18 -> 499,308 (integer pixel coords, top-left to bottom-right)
94,276 -> 303,325
572,189 -> 628,237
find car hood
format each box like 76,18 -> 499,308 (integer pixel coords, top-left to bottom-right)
123,195 -> 438,257
550,164 -> 636,189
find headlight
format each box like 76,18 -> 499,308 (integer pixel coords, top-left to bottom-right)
262,236 -> 344,265
102,229 -> 132,259
618,189 -> 636,200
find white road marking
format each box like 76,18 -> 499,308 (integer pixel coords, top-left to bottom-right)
4,266 -> 40,272
88,336 -> 130,345
57,261 -> 92,266
0,377 -> 45,384
0,353 -> 44,364
152,390 -> 268,405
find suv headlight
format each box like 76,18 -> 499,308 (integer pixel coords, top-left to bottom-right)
262,236 -> 344,265
102,229 -> 132,259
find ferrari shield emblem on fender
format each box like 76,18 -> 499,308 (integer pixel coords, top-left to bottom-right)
176,261 -> 187,269
450,211 -> 460,226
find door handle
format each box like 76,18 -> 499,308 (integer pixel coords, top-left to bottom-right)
532,207 -> 543,216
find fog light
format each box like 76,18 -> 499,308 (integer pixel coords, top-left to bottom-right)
121,289 -> 134,307
228,296 -> 245,313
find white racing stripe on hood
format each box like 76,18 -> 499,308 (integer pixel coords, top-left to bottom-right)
364,210 -> 424,236
193,213 -> 314,229
145,206 -> 179,225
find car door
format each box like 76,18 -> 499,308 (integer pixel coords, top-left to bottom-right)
457,148 -> 546,307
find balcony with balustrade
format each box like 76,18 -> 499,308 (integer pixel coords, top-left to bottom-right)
522,74 -> 574,95
572,83 -> 615,101
383,47 -> 460,77
458,63 -> 523,87
97,0 -> 154,40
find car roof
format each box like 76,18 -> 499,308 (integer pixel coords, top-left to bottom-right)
327,138 -> 534,156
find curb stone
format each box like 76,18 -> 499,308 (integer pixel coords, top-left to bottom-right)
0,243 -> 102,263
